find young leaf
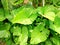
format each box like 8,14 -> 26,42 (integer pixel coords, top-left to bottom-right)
20,26 -> 28,45
14,26 -> 28,45
10,26 -> 21,36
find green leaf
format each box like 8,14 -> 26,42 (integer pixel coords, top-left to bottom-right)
44,12 -> 55,21
0,22 -> 10,38
50,36 -> 60,45
14,26 -> 28,45
37,5 -> 56,21
0,23 -> 11,31
1,0 -> 9,16
20,26 -> 28,45
11,6 -> 38,25
37,7 -> 44,15
30,24 -> 50,44
54,12 -> 60,26
49,12 -> 60,34
11,26 -> 21,36
1,0 -> 9,11
52,0 -> 60,7
10,0 -> 24,6
14,0 -> 24,5
40,43 -> 45,45
49,21 -> 60,34
29,11 -> 38,22
43,5 -> 57,13
0,8 -> 5,21
45,39 -> 53,45
38,5 -> 56,14
0,30 -> 10,38
6,39 -> 16,45
14,37 -> 20,44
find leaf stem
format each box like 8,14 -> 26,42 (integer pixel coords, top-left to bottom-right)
42,0 -> 45,7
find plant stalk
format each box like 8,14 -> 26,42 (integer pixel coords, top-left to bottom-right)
42,0 -> 45,7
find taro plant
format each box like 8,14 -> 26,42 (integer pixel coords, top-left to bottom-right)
0,0 -> 60,45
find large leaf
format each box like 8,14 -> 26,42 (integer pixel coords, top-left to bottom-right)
11,6 -> 38,25
49,12 -> 60,34
30,24 -> 50,44
37,5 -> 56,21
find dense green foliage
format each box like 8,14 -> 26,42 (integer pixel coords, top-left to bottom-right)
0,0 -> 60,45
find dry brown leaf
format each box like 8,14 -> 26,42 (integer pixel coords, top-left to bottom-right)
24,0 -> 29,4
